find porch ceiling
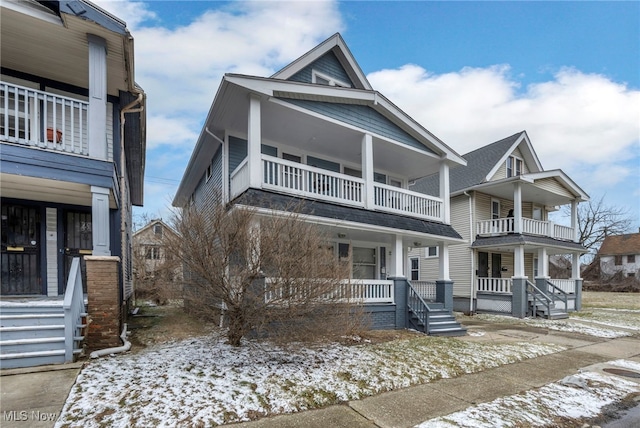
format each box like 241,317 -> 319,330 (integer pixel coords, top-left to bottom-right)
0,173 -> 117,208
1,4 -> 129,96
210,83 -> 441,180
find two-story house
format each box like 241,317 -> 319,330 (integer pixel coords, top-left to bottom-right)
173,33 -> 468,336
598,232 -> 640,279
1,0 -> 146,368
411,131 -> 589,319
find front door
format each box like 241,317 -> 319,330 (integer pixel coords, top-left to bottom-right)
492,253 -> 502,279
1,203 -> 42,295
62,211 -> 92,293
478,252 -> 489,278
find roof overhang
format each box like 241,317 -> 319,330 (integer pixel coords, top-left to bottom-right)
471,234 -> 587,255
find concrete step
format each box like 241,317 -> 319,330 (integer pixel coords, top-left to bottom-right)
0,336 -> 65,354
429,326 -> 468,337
0,313 -> 65,327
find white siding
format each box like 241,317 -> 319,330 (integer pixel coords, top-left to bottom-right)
534,177 -> 573,198
46,207 -> 58,296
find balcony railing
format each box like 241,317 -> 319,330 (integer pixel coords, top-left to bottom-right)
1,81 -> 89,155
477,217 -> 576,241
264,278 -> 394,304
226,154 -> 445,221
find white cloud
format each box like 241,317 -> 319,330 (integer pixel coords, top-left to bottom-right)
92,0 -> 157,29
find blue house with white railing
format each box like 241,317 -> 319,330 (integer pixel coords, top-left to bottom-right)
173,33 -> 468,336
411,132 -> 590,319
1,0 -> 146,368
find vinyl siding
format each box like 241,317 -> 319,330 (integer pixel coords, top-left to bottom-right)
450,195 -> 472,296
194,145 -> 224,212
289,51 -> 353,87
46,207 -> 58,296
279,99 -> 436,155
534,177 -> 573,198
489,146 -> 530,181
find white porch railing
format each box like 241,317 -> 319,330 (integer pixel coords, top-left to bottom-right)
477,277 -> 512,294
262,155 -> 364,206
548,278 -> 576,294
477,217 -> 576,242
63,257 -> 86,362
230,158 -> 250,199
410,280 -> 436,301
1,81 -> 89,155
374,183 -> 443,221
264,278 -> 394,304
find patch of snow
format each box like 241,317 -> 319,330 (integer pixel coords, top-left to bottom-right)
416,361 -> 640,428
56,333 -> 563,427
468,331 -> 486,337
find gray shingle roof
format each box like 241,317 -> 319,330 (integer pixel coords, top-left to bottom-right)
411,132 -> 523,196
471,234 -> 587,252
233,189 -> 462,239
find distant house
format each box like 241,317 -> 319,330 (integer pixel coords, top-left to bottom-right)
411,131 -> 590,319
133,220 -> 183,302
598,232 -> 640,279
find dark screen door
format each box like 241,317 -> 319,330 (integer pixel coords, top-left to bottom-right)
1,204 -> 42,295
63,211 -> 92,293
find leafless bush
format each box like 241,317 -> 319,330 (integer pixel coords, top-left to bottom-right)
167,203 -> 368,346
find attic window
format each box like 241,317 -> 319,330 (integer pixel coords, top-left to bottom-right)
312,70 -> 351,88
507,156 -> 523,177
153,224 -> 162,237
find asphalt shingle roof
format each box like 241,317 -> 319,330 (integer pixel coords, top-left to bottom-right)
233,189 -> 462,240
411,132 -> 523,196
598,233 -> 640,256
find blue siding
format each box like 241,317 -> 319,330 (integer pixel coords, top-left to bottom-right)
307,155 -> 340,172
193,145 -> 223,212
228,136 -> 248,175
289,51 -> 353,87
280,99 -> 436,155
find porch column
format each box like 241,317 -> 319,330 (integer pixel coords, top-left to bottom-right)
537,247 -> 549,278
511,244 -> 528,318
438,242 -> 450,281
572,251 -> 582,311
513,181 -> 522,234
571,199 -> 579,242
87,34 -> 107,160
247,93 -> 262,189
439,160 -> 450,223
513,245 -> 526,278
393,235 -> 405,277
362,134 -> 374,209
91,186 -> 111,256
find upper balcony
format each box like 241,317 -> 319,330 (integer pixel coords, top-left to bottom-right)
1,81 -> 89,156
231,154 -> 444,222
476,217 -> 575,241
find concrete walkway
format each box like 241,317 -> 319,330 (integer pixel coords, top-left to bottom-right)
1,321 -> 639,428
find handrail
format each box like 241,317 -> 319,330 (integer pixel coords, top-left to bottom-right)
407,281 -> 434,334
410,280 -> 436,301
63,257 -> 86,362
526,280 -> 551,319
546,279 -> 568,313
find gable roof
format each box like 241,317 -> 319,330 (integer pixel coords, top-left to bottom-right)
133,219 -> 178,238
598,233 -> 640,256
412,131 -> 544,195
271,33 -> 372,90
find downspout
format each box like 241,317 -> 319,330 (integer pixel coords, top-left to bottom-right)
119,94 -> 144,317
90,323 -> 131,358
464,191 -> 474,314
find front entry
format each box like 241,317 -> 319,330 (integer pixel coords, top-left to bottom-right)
1,203 -> 42,295
62,210 -> 92,294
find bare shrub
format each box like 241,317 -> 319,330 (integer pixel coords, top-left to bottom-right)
167,203 -> 368,346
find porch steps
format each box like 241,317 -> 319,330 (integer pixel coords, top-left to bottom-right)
408,303 -> 467,337
0,303 -> 85,370
528,299 -> 569,320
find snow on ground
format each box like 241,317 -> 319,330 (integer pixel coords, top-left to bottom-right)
55,333 -> 563,427
416,360 -> 640,428
473,312 -> 633,338
570,308 -> 640,332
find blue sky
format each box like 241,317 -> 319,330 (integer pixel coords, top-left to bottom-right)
95,1 -> 639,230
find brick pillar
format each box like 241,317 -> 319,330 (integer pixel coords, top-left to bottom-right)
85,256 -> 122,351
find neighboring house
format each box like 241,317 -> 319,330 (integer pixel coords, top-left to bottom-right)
173,33 -> 468,336
411,131 -> 590,319
133,220 -> 183,302
598,232 -> 640,279
1,0 -> 146,368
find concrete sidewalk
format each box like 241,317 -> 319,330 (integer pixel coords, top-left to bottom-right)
1,322 -> 638,428
229,323 -> 640,427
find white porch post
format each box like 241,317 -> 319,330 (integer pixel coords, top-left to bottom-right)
571,252 -> 581,279
247,93 -> 262,189
537,247 -> 548,278
571,199 -> 579,242
87,34 -> 107,160
513,245 -> 526,278
438,242 -> 450,281
393,235 -> 405,277
362,134 -> 374,209
439,160 -> 450,223
513,182 -> 522,234
91,186 -> 111,256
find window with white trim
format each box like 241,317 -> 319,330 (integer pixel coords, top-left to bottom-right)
507,155 -> 523,177
410,257 -> 419,281
312,70 -> 351,88
425,246 -> 438,258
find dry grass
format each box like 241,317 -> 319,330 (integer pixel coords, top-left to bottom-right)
582,291 -> 640,310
